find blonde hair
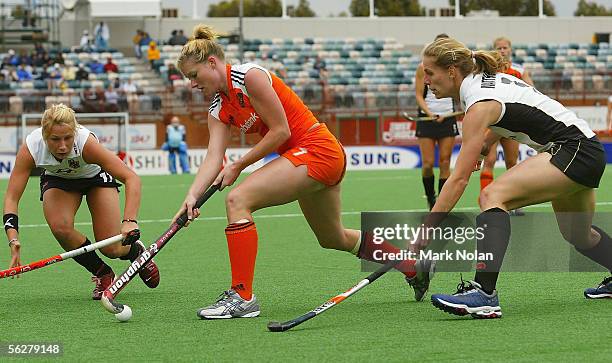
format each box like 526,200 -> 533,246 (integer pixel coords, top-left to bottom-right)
423,37 -> 507,77
177,24 -> 225,70
41,104 -> 79,140
493,36 -> 512,49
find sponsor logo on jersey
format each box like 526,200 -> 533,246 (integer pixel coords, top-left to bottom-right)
68,159 -> 80,169
481,73 -> 496,89
240,112 -> 259,133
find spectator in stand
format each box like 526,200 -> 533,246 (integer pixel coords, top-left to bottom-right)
62,64 -> 76,81
313,55 -> 328,83
161,116 -> 190,174
0,74 -> 10,90
168,30 -> 180,46
6,49 -> 19,66
175,30 -> 188,46
121,78 -> 138,94
103,57 -> 119,74
167,63 -> 183,82
79,30 -> 92,51
88,58 -> 104,75
47,63 -> 63,89
139,32 -> 152,55
147,41 -> 161,69
16,64 -> 33,81
104,84 -> 119,112
17,50 -> 33,66
607,95 -> 612,131
34,43 -> 46,56
94,21 -> 110,50
270,54 -> 287,81
51,52 -> 65,66
133,30 -> 144,59
75,63 -> 89,81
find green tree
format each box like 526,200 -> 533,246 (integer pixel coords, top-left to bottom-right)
448,0 -> 556,16
288,0 -> 316,17
574,0 -> 612,16
208,0 -> 282,17
350,0 -> 422,16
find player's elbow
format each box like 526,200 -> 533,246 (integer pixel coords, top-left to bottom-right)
275,126 -> 291,144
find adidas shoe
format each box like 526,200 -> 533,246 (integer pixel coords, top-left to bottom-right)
405,258 -> 436,301
431,278 -> 502,318
584,276 -> 612,299
197,289 -> 260,319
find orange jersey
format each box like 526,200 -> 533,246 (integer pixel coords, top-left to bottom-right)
208,63 -> 318,155
503,62 -> 524,80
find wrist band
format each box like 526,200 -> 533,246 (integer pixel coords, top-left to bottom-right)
3,213 -> 18,232
122,219 -> 138,224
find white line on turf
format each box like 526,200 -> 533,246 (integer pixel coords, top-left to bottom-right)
19,201 -> 612,229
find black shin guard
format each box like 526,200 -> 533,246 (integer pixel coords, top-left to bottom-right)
422,175 -> 435,199
438,178 -> 448,194
576,225 -> 612,273
73,239 -> 112,276
474,208 -> 511,294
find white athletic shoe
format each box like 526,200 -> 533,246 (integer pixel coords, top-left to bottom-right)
196,289 -> 260,319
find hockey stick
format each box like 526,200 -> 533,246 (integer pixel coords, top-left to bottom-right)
402,110 -> 464,122
0,233 -> 131,279
267,260 -> 398,332
100,184 -> 220,317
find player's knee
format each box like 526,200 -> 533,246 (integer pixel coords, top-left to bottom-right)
225,188 -> 248,213
50,224 -> 76,243
478,186 -> 498,210
421,160 -> 434,171
439,157 -> 451,170
100,244 -> 126,259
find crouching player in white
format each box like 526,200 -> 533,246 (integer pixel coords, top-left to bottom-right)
417,37 -> 612,319
3,104 -> 160,299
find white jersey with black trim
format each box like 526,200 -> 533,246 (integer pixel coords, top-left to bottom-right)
425,86 -> 454,115
208,63 -> 272,119
460,72 -> 595,152
26,126 -> 101,178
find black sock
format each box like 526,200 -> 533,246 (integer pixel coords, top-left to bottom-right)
576,225 -> 612,273
119,241 -> 142,262
422,175 -> 435,199
473,208 -> 511,294
73,239 -> 112,277
438,178 -> 448,194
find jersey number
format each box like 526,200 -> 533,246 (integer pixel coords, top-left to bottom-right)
99,172 -> 113,183
501,77 -> 542,95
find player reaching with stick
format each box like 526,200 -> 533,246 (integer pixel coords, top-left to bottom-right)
3,104 -> 160,299
415,37 -> 611,318
174,24 -> 435,320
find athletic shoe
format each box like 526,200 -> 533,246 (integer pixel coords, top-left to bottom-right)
431,278 -> 502,318
92,270 -> 115,300
196,289 -> 260,319
405,258 -> 436,301
134,240 -> 160,288
584,276 -> 612,299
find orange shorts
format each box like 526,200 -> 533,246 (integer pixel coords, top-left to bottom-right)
281,124 -> 346,186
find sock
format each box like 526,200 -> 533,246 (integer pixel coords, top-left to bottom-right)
226,221 -> 258,300
358,232 -> 416,278
438,178 -> 447,194
480,171 -> 494,191
575,225 -> 612,272
119,241 -> 142,262
422,175 -> 435,199
73,238 -> 112,277
473,208 -> 511,294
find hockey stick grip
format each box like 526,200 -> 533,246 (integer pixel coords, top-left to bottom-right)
175,184 -> 221,227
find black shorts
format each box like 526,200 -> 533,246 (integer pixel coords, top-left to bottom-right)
39,170 -> 121,201
415,117 -> 459,139
546,136 -> 605,188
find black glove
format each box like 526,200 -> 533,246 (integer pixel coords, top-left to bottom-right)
122,229 -> 141,246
